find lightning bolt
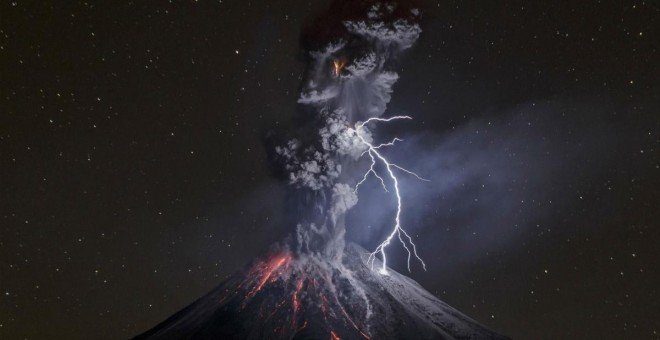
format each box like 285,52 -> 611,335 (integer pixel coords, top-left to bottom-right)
352,116 -> 429,275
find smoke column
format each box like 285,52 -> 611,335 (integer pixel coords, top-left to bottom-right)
134,3 -> 514,338
275,1 -> 425,272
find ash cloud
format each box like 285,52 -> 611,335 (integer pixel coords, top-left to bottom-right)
345,98 -> 638,272
271,0 -> 423,258
298,2 -> 421,122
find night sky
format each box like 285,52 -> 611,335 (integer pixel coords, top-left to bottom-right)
1,1 -> 659,339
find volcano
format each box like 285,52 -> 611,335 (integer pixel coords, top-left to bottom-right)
135,2 -> 512,338
134,243 -> 509,339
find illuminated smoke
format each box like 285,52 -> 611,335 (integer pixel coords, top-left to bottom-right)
277,1 -> 425,273
139,3 -> 515,339
333,59 -> 346,77
353,116 -> 429,274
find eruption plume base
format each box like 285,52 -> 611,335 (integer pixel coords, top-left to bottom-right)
279,0 -> 430,277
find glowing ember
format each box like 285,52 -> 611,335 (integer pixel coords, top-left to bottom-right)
330,330 -> 342,340
332,59 -> 346,77
292,277 -> 304,313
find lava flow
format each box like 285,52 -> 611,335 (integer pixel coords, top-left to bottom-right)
216,252 -> 372,340
243,254 -> 293,300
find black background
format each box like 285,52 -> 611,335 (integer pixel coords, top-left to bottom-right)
1,1 -> 658,339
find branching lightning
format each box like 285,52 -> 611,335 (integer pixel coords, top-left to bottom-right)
352,116 -> 429,274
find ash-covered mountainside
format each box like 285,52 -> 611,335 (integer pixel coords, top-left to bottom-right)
134,243 -> 509,340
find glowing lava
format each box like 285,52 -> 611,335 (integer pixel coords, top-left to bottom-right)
292,278 -> 303,314
332,59 -> 346,77
244,254 -> 292,299
232,253 -> 372,339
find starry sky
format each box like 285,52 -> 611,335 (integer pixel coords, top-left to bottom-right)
1,1 -> 659,339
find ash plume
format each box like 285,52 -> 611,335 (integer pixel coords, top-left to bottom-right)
135,2 -> 511,339
276,0 -> 423,264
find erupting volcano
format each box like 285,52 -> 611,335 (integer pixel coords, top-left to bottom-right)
136,1 -> 509,339
135,244 -> 508,339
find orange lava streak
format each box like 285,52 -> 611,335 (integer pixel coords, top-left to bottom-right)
292,293 -> 299,313
337,305 -> 370,339
292,277 -> 304,313
333,59 -> 345,77
330,330 -> 342,340
246,255 -> 291,299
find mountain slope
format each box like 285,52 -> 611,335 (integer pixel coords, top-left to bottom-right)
134,243 -> 509,340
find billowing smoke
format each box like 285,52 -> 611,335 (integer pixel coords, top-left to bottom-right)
274,1 -> 424,267
138,3 -> 523,338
